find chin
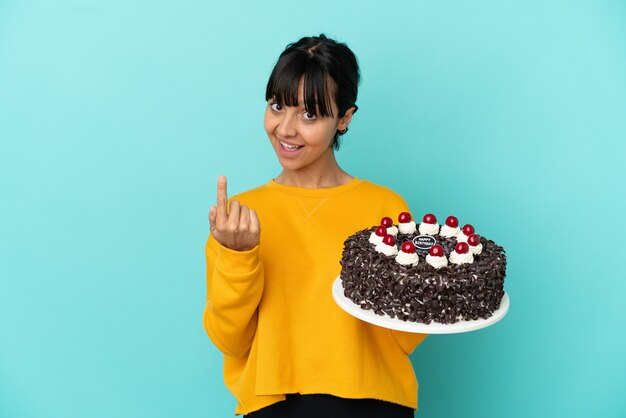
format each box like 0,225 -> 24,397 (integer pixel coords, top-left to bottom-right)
277,159 -> 303,171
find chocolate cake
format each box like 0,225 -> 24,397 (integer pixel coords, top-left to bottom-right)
339,213 -> 507,325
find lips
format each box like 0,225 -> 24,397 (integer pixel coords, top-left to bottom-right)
279,140 -> 304,152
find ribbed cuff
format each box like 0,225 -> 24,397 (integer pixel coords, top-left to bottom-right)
208,236 -> 261,277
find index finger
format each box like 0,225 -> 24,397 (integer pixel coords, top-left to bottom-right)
216,175 -> 228,218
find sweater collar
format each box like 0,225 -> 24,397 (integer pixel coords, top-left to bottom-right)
265,178 -> 363,197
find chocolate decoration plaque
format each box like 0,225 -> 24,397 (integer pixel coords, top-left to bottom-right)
412,235 -> 436,251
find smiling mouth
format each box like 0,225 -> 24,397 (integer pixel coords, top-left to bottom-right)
280,140 -> 304,151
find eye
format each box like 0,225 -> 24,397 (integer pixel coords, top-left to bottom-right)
270,102 -> 282,112
302,111 -> 317,121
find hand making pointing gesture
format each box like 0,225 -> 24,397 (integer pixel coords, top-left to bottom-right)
209,176 -> 261,251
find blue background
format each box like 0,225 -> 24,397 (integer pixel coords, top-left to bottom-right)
1,1 -> 625,417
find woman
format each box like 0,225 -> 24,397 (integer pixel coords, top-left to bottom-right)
204,34 -> 427,417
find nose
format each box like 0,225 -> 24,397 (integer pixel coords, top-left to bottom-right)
276,110 -> 297,138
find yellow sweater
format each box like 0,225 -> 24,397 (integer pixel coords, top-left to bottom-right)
203,178 -> 427,415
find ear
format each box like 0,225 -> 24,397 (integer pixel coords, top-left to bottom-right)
337,106 -> 356,131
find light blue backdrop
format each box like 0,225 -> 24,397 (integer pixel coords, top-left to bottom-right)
1,1 -> 625,417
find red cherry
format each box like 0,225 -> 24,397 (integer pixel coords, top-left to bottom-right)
422,213 -> 437,224
383,234 -> 395,246
401,241 -> 416,253
375,226 -> 387,237
381,217 -> 393,228
429,245 -> 444,257
445,216 -> 459,228
398,212 -> 412,223
455,242 -> 469,254
468,234 -> 480,246
462,224 -> 475,236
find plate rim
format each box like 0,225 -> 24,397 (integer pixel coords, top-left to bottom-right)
332,276 -> 509,334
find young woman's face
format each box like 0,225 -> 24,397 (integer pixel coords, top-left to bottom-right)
264,80 -> 349,174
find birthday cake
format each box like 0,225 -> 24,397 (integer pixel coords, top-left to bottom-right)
339,213 -> 507,324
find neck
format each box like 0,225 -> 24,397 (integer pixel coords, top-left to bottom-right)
275,149 -> 353,188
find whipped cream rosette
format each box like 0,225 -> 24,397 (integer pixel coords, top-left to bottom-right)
418,213 -> 440,235
381,216 -> 398,236
456,224 -> 475,243
375,234 -> 398,256
397,212 -> 417,234
368,225 -> 387,246
439,215 -> 461,238
395,241 -> 419,266
467,233 -> 483,255
449,242 -> 474,265
425,244 -> 448,269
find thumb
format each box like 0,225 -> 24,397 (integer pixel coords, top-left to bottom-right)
249,208 -> 260,232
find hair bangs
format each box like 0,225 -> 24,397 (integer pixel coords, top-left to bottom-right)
303,60 -> 334,118
265,53 -> 335,118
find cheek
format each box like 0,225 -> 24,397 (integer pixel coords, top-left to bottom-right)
298,126 -> 320,145
308,123 -> 337,145
263,108 -> 275,135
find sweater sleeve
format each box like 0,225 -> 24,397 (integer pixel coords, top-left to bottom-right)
203,235 -> 264,357
391,330 -> 428,355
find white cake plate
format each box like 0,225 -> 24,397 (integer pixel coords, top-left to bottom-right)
332,276 -> 509,334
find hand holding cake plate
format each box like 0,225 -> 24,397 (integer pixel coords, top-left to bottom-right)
332,277 -> 509,334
